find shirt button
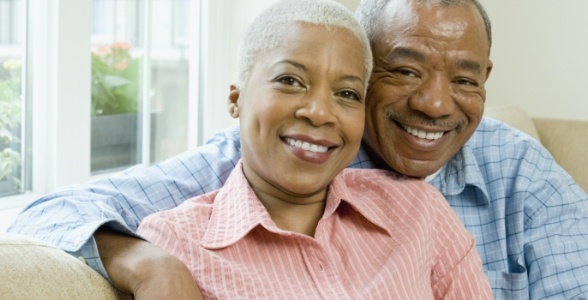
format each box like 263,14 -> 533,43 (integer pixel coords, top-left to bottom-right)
77,256 -> 87,264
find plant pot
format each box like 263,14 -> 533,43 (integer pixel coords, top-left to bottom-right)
91,112 -> 160,173
91,113 -> 140,173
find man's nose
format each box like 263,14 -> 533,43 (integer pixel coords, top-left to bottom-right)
408,74 -> 455,118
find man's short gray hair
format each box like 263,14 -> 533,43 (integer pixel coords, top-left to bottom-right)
237,0 -> 373,90
355,0 -> 492,54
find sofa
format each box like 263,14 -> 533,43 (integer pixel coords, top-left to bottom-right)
0,106 -> 586,299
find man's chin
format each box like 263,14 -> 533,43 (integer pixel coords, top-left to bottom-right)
390,158 -> 443,179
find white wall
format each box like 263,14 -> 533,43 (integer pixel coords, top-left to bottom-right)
199,0 -> 279,143
479,0 -> 588,121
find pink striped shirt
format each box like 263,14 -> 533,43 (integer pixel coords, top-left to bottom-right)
138,163 -> 492,299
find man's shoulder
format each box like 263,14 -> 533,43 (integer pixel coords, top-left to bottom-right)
468,117 -> 545,159
472,117 -> 540,145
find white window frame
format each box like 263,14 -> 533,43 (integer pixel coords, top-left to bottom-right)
1,0 -> 204,209
1,0 -> 283,210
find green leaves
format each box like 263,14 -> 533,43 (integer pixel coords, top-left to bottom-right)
0,59 -> 22,192
91,42 -> 142,116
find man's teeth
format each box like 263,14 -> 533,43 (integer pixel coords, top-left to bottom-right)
402,125 -> 444,140
285,138 -> 329,153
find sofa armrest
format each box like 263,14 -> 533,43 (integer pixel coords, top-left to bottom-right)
0,233 -> 129,299
532,118 -> 588,193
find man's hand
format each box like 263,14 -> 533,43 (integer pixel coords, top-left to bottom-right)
94,228 -> 203,300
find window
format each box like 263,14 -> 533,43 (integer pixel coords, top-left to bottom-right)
90,0 -> 191,173
0,0 -> 26,197
0,0 -> 252,207
0,0 -> 201,205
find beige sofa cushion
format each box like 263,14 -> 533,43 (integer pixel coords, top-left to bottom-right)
533,118 -> 588,193
484,106 -> 540,140
0,233 -> 128,300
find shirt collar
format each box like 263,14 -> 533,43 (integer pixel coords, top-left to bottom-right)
323,170 -> 393,237
200,161 -> 271,249
201,161 -> 391,249
430,141 -> 490,204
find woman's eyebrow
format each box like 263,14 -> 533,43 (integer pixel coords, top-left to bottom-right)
274,59 -> 364,84
274,59 -> 308,72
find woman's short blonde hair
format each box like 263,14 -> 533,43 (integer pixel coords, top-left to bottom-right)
237,0 -> 373,91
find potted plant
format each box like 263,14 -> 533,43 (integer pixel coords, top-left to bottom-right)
91,41 -> 140,116
0,59 -> 22,195
91,41 -> 143,172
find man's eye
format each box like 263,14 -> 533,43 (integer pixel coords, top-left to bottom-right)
396,69 -> 417,77
336,90 -> 361,102
277,76 -> 301,86
455,78 -> 478,87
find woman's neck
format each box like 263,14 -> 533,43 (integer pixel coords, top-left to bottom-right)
253,188 -> 326,237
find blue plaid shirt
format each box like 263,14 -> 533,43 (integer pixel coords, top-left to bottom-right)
8,117 -> 588,299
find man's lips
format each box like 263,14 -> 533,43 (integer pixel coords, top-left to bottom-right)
400,123 -> 445,141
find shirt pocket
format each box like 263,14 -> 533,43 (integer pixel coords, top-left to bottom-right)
484,269 -> 529,300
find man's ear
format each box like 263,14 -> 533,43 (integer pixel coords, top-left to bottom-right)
228,84 -> 240,118
484,59 -> 493,82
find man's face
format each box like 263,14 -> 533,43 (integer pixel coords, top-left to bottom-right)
229,23 -> 367,202
364,2 -> 493,178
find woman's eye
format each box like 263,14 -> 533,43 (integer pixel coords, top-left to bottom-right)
336,90 -> 361,102
277,76 -> 301,86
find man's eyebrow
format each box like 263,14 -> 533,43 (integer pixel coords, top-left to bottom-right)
455,59 -> 482,74
387,47 -> 425,62
387,47 -> 482,74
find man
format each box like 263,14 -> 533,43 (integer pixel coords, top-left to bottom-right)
9,0 -> 588,299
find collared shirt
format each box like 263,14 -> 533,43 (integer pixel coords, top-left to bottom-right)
137,161 -> 492,299
8,117 -> 588,299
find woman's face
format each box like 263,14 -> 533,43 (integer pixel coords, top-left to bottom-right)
229,23 -> 367,203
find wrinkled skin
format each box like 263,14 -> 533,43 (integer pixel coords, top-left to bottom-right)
363,2 -> 493,178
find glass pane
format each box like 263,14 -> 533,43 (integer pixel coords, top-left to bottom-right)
91,0 -> 144,173
90,0 -> 190,174
0,0 -> 25,196
149,0 -> 190,162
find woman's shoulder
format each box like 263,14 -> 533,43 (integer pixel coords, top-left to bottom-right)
340,168 -> 434,189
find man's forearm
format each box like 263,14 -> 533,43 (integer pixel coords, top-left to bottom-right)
94,228 -> 203,299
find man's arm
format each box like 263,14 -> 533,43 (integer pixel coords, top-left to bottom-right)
464,119 -> 588,299
6,126 -> 241,280
95,228 -> 203,299
521,163 -> 588,299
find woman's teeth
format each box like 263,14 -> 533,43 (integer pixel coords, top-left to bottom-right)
285,138 -> 329,153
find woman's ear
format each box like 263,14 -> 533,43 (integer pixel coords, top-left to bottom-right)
228,84 -> 240,118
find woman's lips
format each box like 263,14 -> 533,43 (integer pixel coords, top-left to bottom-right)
283,137 -> 336,164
